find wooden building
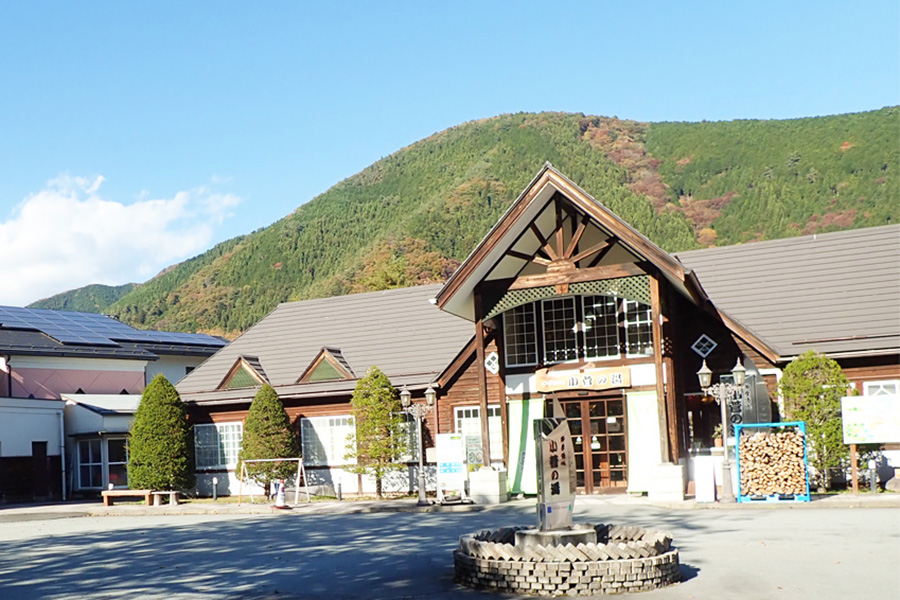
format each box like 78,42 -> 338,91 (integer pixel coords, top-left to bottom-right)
177,165 -> 900,497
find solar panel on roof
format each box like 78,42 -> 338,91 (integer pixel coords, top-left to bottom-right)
1,304 -> 224,348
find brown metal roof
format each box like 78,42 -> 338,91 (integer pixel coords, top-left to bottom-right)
676,225 -> 900,360
177,284 -> 474,403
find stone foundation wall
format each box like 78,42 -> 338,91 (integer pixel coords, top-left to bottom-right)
454,524 -> 681,596
454,549 -> 680,596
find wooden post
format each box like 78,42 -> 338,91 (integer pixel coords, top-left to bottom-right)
650,274 -> 671,463
850,443 -> 859,493
474,287 -> 492,466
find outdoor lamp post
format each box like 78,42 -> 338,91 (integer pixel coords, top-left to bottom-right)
697,359 -> 748,503
401,385 -> 436,506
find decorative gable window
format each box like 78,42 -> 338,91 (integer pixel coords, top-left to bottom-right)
218,356 -> 267,390
691,334 -> 718,358
298,347 -> 355,383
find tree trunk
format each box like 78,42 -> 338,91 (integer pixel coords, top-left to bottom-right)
376,476 -> 383,500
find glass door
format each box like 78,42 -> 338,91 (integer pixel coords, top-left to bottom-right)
562,396 -> 628,494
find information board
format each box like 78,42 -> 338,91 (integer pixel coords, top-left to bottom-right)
841,395 -> 900,444
436,433 -> 466,501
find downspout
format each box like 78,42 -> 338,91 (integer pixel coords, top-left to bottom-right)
58,409 -> 67,500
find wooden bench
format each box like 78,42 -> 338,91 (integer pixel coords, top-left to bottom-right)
101,489 -> 152,506
151,491 -> 180,506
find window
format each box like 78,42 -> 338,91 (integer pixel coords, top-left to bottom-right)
503,303 -> 537,367
542,298 -> 578,363
454,405 -> 503,462
78,439 -> 102,489
301,416 -> 355,467
623,300 -> 653,356
863,380 -> 900,396
195,422 -> 243,469
107,438 -> 128,488
582,295 -> 619,360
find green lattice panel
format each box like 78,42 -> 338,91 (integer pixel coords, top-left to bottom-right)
485,275 -> 650,320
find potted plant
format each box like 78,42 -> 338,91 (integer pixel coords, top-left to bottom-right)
712,424 -> 724,447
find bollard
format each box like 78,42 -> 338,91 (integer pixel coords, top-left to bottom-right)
868,460 -> 877,493
212,477 -> 218,501
336,482 -> 342,501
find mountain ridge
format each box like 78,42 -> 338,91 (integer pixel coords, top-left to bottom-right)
28,108 -> 898,337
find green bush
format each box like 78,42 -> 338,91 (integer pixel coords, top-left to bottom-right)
237,384 -> 299,497
128,374 -> 195,491
779,350 -> 851,490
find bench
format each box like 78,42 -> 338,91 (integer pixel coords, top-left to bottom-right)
151,491 -> 181,506
101,489 -> 152,506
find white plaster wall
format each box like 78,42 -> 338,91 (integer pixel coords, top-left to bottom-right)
63,404 -> 103,437
0,398 -> 65,456
625,390 -> 662,494
146,355 -> 209,386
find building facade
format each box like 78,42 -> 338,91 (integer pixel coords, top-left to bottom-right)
178,165 -> 900,497
0,306 -> 225,501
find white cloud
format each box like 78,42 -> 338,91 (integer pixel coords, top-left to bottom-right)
0,175 -> 242,306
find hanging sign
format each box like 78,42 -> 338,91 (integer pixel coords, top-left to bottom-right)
535,366 -> 631,393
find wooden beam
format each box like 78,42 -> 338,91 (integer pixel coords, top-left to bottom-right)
474,286 -> 492,465
506,250 -> 551,266
650,274 -> 671,463
508,262 -> 645,291
555,203 -> 566,261
563,214 -> 590,259
571,241 -> 611,265
661,288 -> 680,461
530,223 -> 558,261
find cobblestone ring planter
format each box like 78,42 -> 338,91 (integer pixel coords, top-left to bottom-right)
454,524 -> 680,596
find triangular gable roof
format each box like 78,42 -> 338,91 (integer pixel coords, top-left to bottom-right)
297,346 -> 355,383
434,163 -> 778,362
218,355 -> 268,390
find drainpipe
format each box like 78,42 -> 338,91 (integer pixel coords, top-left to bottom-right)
58,409 -> 67,500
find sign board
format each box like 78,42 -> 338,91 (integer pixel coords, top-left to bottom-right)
436,433 -> 466,501
841,395 -> 900,444
535,406 -> 577,530
536,366 -> 631,393
465,435 -> 484,470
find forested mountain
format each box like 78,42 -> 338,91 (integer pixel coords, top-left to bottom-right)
30,108 -> 898,337
28,283 -> 136,313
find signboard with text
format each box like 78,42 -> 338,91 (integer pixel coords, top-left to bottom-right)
841,395 -> 900,444
536,366 -> 631,393
436,433 -> 466,502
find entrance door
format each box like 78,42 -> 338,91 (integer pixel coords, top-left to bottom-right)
31,441 -> 48,500
562,396 -> 627,494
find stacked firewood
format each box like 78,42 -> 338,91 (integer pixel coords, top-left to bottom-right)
738,429 -> 807,496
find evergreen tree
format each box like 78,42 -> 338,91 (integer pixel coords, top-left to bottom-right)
237,384 -> 299,498
128,374 -> 195,492
345,366 -> 408,499
779,350 -> 851,491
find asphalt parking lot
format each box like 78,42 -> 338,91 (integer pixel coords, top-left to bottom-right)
0,497 -> 897,599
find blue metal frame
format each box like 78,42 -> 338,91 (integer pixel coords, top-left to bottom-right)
735,421 -> 811,503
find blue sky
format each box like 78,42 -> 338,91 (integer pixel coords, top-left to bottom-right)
1,1 -> 897,306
